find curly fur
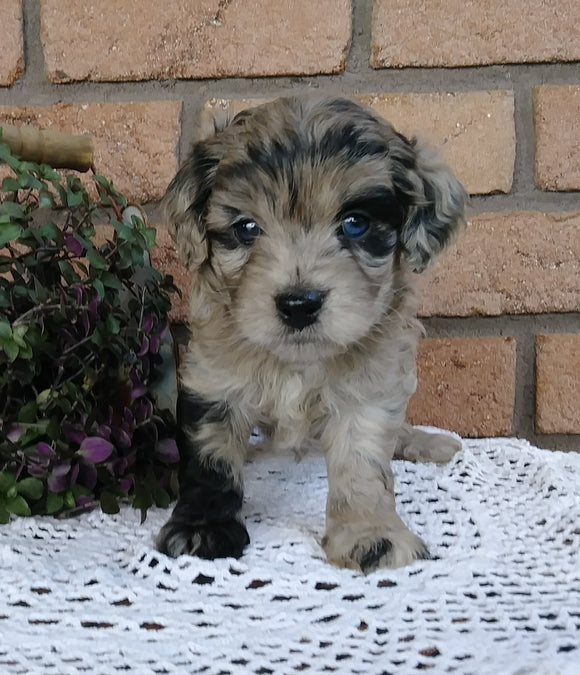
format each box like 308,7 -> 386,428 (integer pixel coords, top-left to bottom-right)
156,96 -> 466,573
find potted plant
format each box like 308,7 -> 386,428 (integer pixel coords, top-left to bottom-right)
0,126 -> 180,523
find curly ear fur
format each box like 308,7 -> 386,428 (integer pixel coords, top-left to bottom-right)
162,141 -> 220,272
391,135 -> 467,273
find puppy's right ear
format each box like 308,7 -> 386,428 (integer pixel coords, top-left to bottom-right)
164,104 -> 240,272
162,138 -> 223,271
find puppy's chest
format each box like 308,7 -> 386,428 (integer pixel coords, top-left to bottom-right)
257,370 -> 327,451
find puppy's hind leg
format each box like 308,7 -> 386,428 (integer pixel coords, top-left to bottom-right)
156,388 -> 251,560
394,422 -> 462,464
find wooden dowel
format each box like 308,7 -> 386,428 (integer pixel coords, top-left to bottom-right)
0,124 -> 94,172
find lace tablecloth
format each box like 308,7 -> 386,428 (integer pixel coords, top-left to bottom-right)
1,432 -> 579,674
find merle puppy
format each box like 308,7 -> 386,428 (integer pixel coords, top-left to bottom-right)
156,96 -> 466,573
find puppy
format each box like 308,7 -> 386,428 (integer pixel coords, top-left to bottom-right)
156,96 -> 466,573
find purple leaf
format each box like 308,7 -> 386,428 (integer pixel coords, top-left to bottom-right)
122,407 -> 134,429
28,461 -> 48,477
63,424 -> 87,446
97,424 -> 111,440
65,234 -> 83,256
74,284 -> 84,305
120,477 -> 134,493
130,384 -> 147,401
159,320 -> 170,340
6,425 -> 24,442
155,438 -> 179,464
51,462 -> 71,477
137,336 -> 149,356
141,315 -> 154,334
88,295 -> 99,318
36,442 -> 55,458
75,495 -> 94,507
47,463 -> 70,493
70,463 -> 80,485
149,333 -> 160,354
78,463 -> 97,490
77,437 -> 115,463
136,399 -> 153,423
112,427 -> 131,449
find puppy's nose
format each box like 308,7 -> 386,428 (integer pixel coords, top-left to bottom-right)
275,289 -> 326,331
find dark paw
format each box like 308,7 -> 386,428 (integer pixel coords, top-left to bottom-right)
156,518 -> 250,560
350,537 -> 430,574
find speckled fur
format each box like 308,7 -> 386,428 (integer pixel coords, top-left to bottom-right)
156,96 -> 466,572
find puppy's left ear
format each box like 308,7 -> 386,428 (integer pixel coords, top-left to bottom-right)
393,137 -> 467,273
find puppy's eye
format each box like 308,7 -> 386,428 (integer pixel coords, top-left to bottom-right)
341,213 -> 370,238
233,219 -> 261,246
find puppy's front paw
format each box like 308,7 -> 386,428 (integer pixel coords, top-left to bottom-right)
156,517 -> 250,560
323,525 -> 429,574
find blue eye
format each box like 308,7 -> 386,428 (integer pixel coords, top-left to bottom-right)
341,213 -> 370,238
233,219 -> 261,245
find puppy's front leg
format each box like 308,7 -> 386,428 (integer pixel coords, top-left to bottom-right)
156,388 -> 250,560
321,409 -> 428,574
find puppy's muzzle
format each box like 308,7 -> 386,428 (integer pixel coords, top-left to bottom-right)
275,288 -> 326,331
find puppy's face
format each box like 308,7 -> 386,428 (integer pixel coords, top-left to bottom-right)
166,97 -> 466,363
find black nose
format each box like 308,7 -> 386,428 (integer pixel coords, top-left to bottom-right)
275,289 -> 326,331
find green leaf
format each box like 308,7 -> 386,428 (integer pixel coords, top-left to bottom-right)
1,177 -> 20,192
6,495 -> 31,517
17,477 -> 44,501
0,471 -> 16,493
18,400 -> 38,423
58,260 -> 80,285
46,492 -> 64,514
18,173 -> 43,190
71,484 -> 92,499
39,164 -> 60,181
37,222 -> 60,241
86,247 -> 107,270
93,278 -> 105,300
17,342 -> 33,359
143,227 -> 157,250
38,190 -> 56,208
0,506 -> 10,524
0,142 -> 22,170
100,491 -> 120,515
0,201 -> 28,222
132,485 -> 153,512
66,187 -> 83,207
0,222 -> 22,247
63,490 -> 76,510
100,271 -> 122,290
105,315 -> 120,335
154,487 -> 170,509
2,339 -> 19,362
0,320 -> 11,340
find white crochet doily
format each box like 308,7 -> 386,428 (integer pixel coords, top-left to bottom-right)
1,433 -> 579,675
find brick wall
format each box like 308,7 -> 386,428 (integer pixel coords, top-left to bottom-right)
1,0 -> 578,449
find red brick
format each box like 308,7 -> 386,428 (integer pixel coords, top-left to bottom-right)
407,337 -> 517,437
40,0 -> 351,82
357,92 -> 515,195
0,0 -> 23,86
534,85 -> 580,191
0,102 -> 181,203
371,0 -> 580,68
418,211 -> 580,317
536,334 -> 580,434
